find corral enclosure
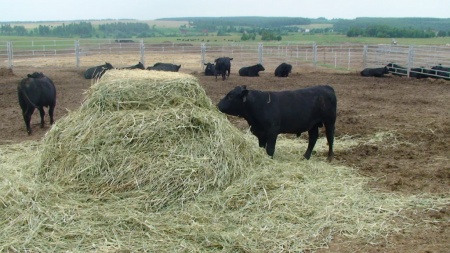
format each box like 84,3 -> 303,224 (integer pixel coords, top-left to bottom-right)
1,39 -> 450,79
1,45 -> 450,251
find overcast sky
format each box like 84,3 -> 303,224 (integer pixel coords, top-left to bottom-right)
0,0 -> 448,22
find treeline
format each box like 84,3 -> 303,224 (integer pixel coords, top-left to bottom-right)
0,22 -> 157,38
158,17 -> 311,31
335,17 -> 450,32
347,25 -> 446,38
0,22 -> 95,37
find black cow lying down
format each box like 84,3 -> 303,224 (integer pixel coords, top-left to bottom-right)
239,64 -> 265,77
120,62 -> 145,70
17,72 -> 57,135
204,63 -> 216,76
275,63 -> 292,77
218,85 -> 337,161
84,62 -> 114,79
147,63 -> 181,72
360,66 -> 389,77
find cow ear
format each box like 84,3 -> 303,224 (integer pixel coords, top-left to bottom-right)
242,85 -> 247,90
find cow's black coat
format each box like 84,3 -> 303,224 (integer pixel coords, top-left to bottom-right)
360,66 -> 389,77
204,63 -> 216,76
84,62 -> 114,79
386,63 -> 407,76
121,62 -> 145,70
274,63 -> 292,77
147,63 -> 181,72
431,64 -> 450,79
17,72 -> 57,135
218,85 -> 337,161
239,64 -> 265,77
214,57 -> 233,81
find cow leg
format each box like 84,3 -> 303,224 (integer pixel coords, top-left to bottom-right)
49,103 -> 55,125
325,123 -> 335,162
38,107 -> 46,127
304,127 -> 319,160
265,132 -> 278,158
23,107 -> 35,135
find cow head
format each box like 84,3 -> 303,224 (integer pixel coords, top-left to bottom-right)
104,62 -> 114,69
218,86 -> 249,117
383,66 -> 389,74
136,62 -> 145,70
257,64 -> 265,71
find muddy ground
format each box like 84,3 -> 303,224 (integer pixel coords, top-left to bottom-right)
1,67 -> 449,252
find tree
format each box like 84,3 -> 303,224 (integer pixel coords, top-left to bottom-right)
241,33 -> 250,41
437,30 -> 447,37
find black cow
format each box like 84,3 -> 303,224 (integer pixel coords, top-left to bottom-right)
386,63 -> 407,76
17,72 -> 56,135
84,62 -> 114,79
431,64 -> 450,79
239,64 -> 265,77
360,66 -> 389,77
214,57 -> 233,81
218,85 -> 337,161
147,63 -> 181,72
274,63 -> 292,77
204,63 -> 216,76
121,62 -> 145,70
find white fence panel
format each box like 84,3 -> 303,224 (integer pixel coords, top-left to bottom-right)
10,40 -> 76,68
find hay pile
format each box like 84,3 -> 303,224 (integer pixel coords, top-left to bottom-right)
39,70 -> 266,209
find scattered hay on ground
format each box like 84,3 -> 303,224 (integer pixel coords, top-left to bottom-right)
0,68 -> 14,77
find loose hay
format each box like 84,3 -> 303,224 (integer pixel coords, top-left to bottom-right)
39,69 -> 266,209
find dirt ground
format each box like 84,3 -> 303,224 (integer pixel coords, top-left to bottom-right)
1,66 -> 449,252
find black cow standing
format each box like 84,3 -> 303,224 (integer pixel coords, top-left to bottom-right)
218,85 -> 337,161
17,72 -> 57,135
84,62 -> 114,79
214,57 -> 233,81
360,66 -> 390,77
204,63 -> 216,76
238,64 -> 265,77
274,63 -> 293,77
121,62 -> 145,70
147,63 -> 181,72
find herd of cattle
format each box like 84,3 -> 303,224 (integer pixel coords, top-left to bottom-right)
361,63 -> 450,79
16,58 -> 449,160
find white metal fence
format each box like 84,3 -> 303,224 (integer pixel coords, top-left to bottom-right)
1,39 -> 449,78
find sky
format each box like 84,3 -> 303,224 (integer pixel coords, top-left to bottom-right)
0,0 -> 449,22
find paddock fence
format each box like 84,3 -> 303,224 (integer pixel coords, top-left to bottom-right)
1,39 -> 449,78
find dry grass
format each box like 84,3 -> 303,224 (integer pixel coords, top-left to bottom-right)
1,70 -> 449,252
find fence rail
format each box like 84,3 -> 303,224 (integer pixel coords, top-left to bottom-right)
1,39 -> 449,79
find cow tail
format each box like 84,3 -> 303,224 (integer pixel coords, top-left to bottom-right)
18,86 -> 41,110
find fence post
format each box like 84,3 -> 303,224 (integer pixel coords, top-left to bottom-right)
348,48 -> 351,70
407,45 -> 414,78
313,42 -> 317,71
75,40 -> 80,71
201,43 -> 206,68
363,45 -> 368,68
7,41 -> 13,68
140,40 -> 145,67
258,42 -> 263,64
